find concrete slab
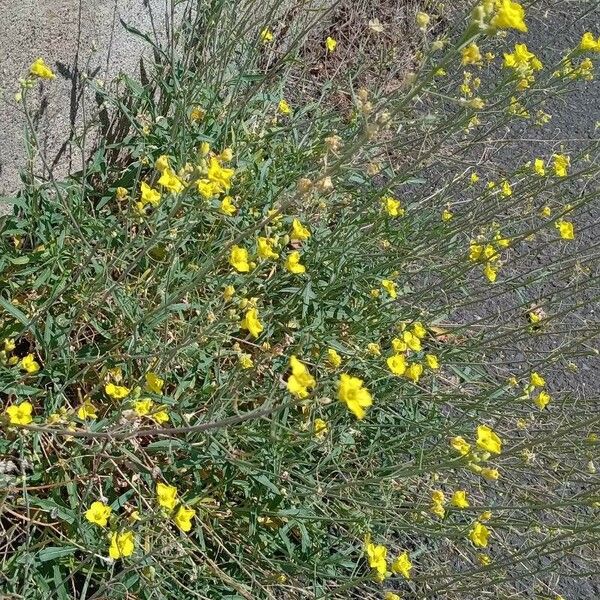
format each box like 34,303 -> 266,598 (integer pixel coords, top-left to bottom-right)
0,0 -> 168,200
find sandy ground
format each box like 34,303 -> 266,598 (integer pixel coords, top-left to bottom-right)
0,0 -> 168,203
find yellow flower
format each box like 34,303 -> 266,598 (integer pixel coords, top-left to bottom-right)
476,425 -> 502,455
260,28 -> 274,43
490,0 -> 527,32
115,186 -> 128,200
278,99 -> 292,115
556,220 -> 574,240
140,182 -> 161,207
223,285 -> 235,301
219,148 -> 234,162
367,342 -> 381,356
5,401 -> 33,426
469,522 -> 490,548
500,180 -> 512,197
415,11 -> 430,29
452,490 -> 470,509
391,551 -> 412,579
381,279 -> 397,299
173,505 -> 196,532
533,158 -> 546,176
365,540 -> 388,581
338,373 -> 373,420
382,196 -> 404,217
425,354 -> 439,369
470,172 -> 480,184
580,32 -> 600,52
553,153 -> 570,177
530,372 -> 546,387
462,42 -> 482,65
133,398 -> 153,417
146,372 -> 164,394
291,219 -> 311,241
327,348 -> 342,368
207,157 -> 235,192
405,363 -> 423,383
442,208 -> 453,221
77,401 -> 98,420
387,354 -> 407,376
20,353 -> 40,374
155,155 -> 170,172
431,500 -> 445,518
480,467 -> 500,481
403,330 -> 421,352
384,594 -> 401,600
477,553 -> 491,566
108,531 -> 135,559
156,482 -> 178,511
325,36 -> 337,52
285,251 -> 306,274
241,308 -> 264,338
220,196 -> 237,216
287,355 -> 316,399
534,390 -> 551,410
230,245 -> 251,272
197,179 -> 219,199
239,353 -> 254,369
257,237 -> 279,259
190,106 -> 205,122
313,418 -> 328,439
105,383 -> 130,399
152,406 -> 170,424
30,57 -> 56,79
451,436 -> 471,456
483,263 -> 498,283
85,501 -> 112,527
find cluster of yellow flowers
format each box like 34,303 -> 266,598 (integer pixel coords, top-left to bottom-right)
386,322 -> 439,384
450,424 -> 503,482
364,535 -> 412,582
468,231 -> 511,283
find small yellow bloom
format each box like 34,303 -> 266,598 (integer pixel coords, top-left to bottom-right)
156,482 -> 178,511
115,186 -> 128,200
145,372 -> 164,395
230,245 -> 251,272
425,354 -> 439,370
108,531 -> 135,559
476,424 -> 502,455
287,355 -> 316,399
500,180 -> 512,197
257,237 -> 279,259
490,0 -> 528,32
325,37 -> 337,52
477,553 -> 491,566
480,467 -> 500,481
382,196 -> 404,217
327,348 -> 342,368
556,220 -> 574,240
190,106 -> 205,122
365,540 -> 388,581
534,390 -> 551,410
291,219 -> 311,241
239,353 -> 254,369
140,182 -> 161,207
76,401 -> 98,421
207,157 -> 234,192
470,172 -> 480,184
285,251 -> 306,274
530,372 -> 546,388
553,153 -> 570,177
367,342 -> 381,356
133,398 -> 153,417
155,155 -> 170,173
5,401 -> 33,426
403,330 -> 421,352
450,436 -> 471,456
338,373 -> 373,420
313,418 -> 328,439
387,354 -> 407,376
30,57 -> 56,79
405,362 -> 423,383
220,195 -> 237,216
483,263 -> 498,283
20,353 -> 40,374
105,383 -> 130,399
442,208 -> 453,222
260,28 -> 274,43
381,279 -> 397,299
415,11 -> 430,29
278,99 -> 292,115
85,501 -> 112,527
533,158 -> 546,176
173,505 -> 196,532
223,285 -> 235,301
462,42 -> 482,65
384,593 -> 401,600
580,32 -> 600,52
391,551 -> 412,579
451,490 -> 470,509
241,308 -> 264,338
469,521 -> 490,548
